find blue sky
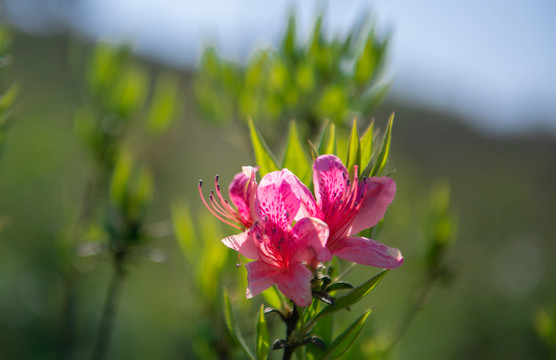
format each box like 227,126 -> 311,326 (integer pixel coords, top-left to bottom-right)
4,0 -> 556,134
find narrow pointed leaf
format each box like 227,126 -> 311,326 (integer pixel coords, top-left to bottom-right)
257,305 -> 270,360
223,290 -> 256,360
359,120 -> 374,170
307,139 -> 319,162
305,313 -> 333,360
322,309 -> 373,359
282,121 -> 312,185
248,117 -> 279,176
326,282 -> 354,293
369,113 -> 394,177
282,15 -> 297,60
310,270 -> 387,324
318,122 -> 336,155
345,119 -> 360,176
261,285 -> 283,310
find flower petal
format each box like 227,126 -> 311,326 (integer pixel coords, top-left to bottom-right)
256,170 -> 300,226
291,217 -> 332,263
277,169 -> 319,220
245,260 -> 281,298
313,155 -> 348,211
347,177 -> 396,236
222,231 -> 259,259
276,263 -> 313,307
330,236 -> 403,269
228,169 -> 256,222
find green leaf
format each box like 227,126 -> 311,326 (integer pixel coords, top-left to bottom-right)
359,120 -> 374,171
322,309 -> 373,359
281,15 -> 297,60
196,214 -> 228,299
317,122 -> 336,156
248,117 -> 279,176
368,113 -> 394,177
147,71 -> 180,134
305,312 -> 333,360
326,282 -> 354,293
109,151 -> 133,208
345,119 -> 360,176
262,285 -> 285,310
256,305 -> 270,360
171,202 -> 197,260
307,139 -> 320,162
223,290 -> 256,360
110,64 -> 148,118
354,33 -> 378,86
0,83 -> 18,112
312,270 -> 387,323
282,121 -> 312,185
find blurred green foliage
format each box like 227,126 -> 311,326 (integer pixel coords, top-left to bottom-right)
0,11 -> 554,360
195,14 -> 390,138
0,25 -> 18,153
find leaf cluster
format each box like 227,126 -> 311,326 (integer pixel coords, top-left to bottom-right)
249,114 -> 395,187
225,269 -> 388,360
194,13 -> 390,138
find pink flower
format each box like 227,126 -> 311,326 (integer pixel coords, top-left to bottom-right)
223,169 -> 331,306
199,166 -> 258,230
300,154 -> 403,269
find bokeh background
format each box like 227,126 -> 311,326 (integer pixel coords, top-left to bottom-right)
0,0 -> 555,359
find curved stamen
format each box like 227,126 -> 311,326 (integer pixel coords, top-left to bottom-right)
199,179 -> 246,229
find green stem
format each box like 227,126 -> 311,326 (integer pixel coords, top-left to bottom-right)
91,251 -> 126,360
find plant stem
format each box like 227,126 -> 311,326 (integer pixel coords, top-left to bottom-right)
60,273 -> 77,360
283,305 -> 300,360
91,251 -> 126,360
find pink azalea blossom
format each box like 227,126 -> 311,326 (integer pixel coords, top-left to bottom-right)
223,169 -> 331,306
300,154 -> 403,269
199,166 -> 257,230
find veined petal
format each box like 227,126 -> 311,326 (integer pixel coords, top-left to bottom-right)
313,155 -> 348,210
278,169 -> 319,220
330,236 -> 403,269
292,217 -> 332,263
276,263 -> 313,307
347,177 -> 396,235
222,231 -> 259,259
245,260 -> 282,298
256,170 -> 300,226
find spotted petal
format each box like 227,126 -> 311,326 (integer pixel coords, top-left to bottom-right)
313,155 -> 348,210
255,170 -> 300,227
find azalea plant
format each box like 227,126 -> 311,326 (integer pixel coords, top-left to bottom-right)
199,116 -> 403,359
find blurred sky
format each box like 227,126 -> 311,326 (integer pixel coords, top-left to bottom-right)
3,0 -> 556,134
